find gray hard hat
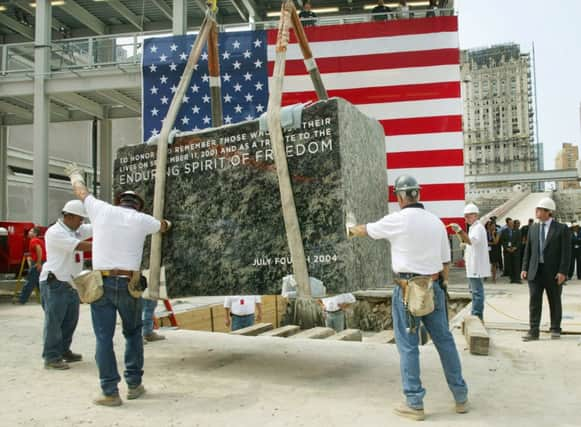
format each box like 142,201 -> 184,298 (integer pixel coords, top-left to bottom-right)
393,175 -> 421,193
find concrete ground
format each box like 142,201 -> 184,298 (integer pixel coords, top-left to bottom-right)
1,276 -> 580,427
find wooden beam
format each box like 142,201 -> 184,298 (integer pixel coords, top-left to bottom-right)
60,0 -> 106,35
0,13 -> 34,40
150,0 -> 173,20
259,325 -> 300,337
52,93 -> 104,119
104,0 -> 144,30
230,322 -> 274,336
11,0 -> 67,32
463,315 -> 490,356
290,327 -> 335,339
96,90 -> 140,113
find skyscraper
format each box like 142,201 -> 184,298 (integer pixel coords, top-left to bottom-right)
461,44 -> 538,189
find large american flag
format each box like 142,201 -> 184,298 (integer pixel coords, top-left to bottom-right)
142,16 -> 464,226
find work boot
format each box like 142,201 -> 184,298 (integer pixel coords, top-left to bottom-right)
44,360 -> 70,370
127,384 -> 146,400
455,400 -> 469,414
522,332 -> 539,342
393,403 -> 425,421
63,350 -> 83,363
94,393 -> 122,407
144,331 -> 166,342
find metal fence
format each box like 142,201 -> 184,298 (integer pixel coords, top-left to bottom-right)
0,9 -> 454,76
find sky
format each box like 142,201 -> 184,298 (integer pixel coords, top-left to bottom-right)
456,0 -> 581,169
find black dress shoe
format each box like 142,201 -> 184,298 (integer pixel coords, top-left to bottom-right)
522,333 -> 539,342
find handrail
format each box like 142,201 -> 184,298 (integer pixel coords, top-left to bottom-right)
0,9 -> 455,76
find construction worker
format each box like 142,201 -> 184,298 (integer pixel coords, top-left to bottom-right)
450,203 -> 491,320
224,295 -> 263,331
65,164 -> 171,406
348,175 -> 468,421
18,226 -> 46,304
40,200 -> 92,370
142,298 -> 165,342
521,197 -> 571,341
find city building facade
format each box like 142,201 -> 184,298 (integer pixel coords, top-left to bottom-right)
555,143 -> 580,190
461,44 -> 538,189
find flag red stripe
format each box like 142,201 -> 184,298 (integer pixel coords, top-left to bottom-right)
442,217 -> 466,234
387,149 -> 464,169
268,48 -> 459,75
388,183 -> 465,202
380,115 -> 462,136
266,16 -> 458,44
281,82 -> 460,106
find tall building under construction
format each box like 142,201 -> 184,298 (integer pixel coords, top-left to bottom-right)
461,43 -> 540,189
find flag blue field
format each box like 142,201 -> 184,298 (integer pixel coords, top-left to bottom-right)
142,30 -> 268,141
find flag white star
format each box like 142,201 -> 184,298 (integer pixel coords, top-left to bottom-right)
232,40 -> 241,49
150,45 -> 158,53
151,107 -> 159,116
160,54 -> 167,62
222,51 -> 231,60
224,115 -> 232,124
160,75 -> 168,84
245,93 -> 254,102
243,49 -> 252,59
223,93 -> 232,103
181,116 -> 190,125
169,62 -> 177,71
254,38 -> 262,48
191,84 -> 199,93
202,115 -> 211,124
161,96 -> 169,104
202,74 -> 209,82
151,128 -> 159,136
179,52 -> 188,61
244,72 -> 252,81
201,52 -> 208,61
234,104 -> 243,113
245,114 -> 254,121
194,63 -> 199,71
149,64 -> 157,72
222,73 -> 232,82
182,95 -> 190,103
233,60 -> 241,70
170,85 -> 177,93
256,104 -> 264,112
233,83 -> 242,92
255,81 -> 263,91
150,85 -> 159,94
254,59 -> 263,68
170,43 -> 177,52
192,105 -> 200,114
202,94 -> 210,103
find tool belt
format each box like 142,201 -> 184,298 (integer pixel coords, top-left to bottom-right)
395,274 -> 436,318
73,270 -> 104,304
100,270 -> 144,299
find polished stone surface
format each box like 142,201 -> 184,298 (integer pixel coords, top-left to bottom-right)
114,98 -> 390,297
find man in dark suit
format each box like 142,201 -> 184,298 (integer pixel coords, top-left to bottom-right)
501,218 -> 521,283
569,221 -> 581,279
521,198 -> 571,341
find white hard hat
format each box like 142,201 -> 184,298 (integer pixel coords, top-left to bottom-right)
536,197 -> 556,212
62,200 -> 87,217
463,203 -> 479,215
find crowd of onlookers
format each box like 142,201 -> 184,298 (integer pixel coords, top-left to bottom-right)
484,216 -> 581,283
298,0 -> 445,27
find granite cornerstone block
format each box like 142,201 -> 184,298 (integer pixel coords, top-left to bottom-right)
113,98 -> 391,297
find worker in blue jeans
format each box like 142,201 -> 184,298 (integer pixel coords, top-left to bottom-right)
224,296 -> 262,331
142,298 -> 165,342
348,174 -> 469,421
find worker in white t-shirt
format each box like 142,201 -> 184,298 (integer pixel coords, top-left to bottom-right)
65,163 -> 171,407
40,200 -> 92,371
224,296 -> 262,331
318,293 -> 356,332
450,204 -> 491,320
347,174 -> 468,421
